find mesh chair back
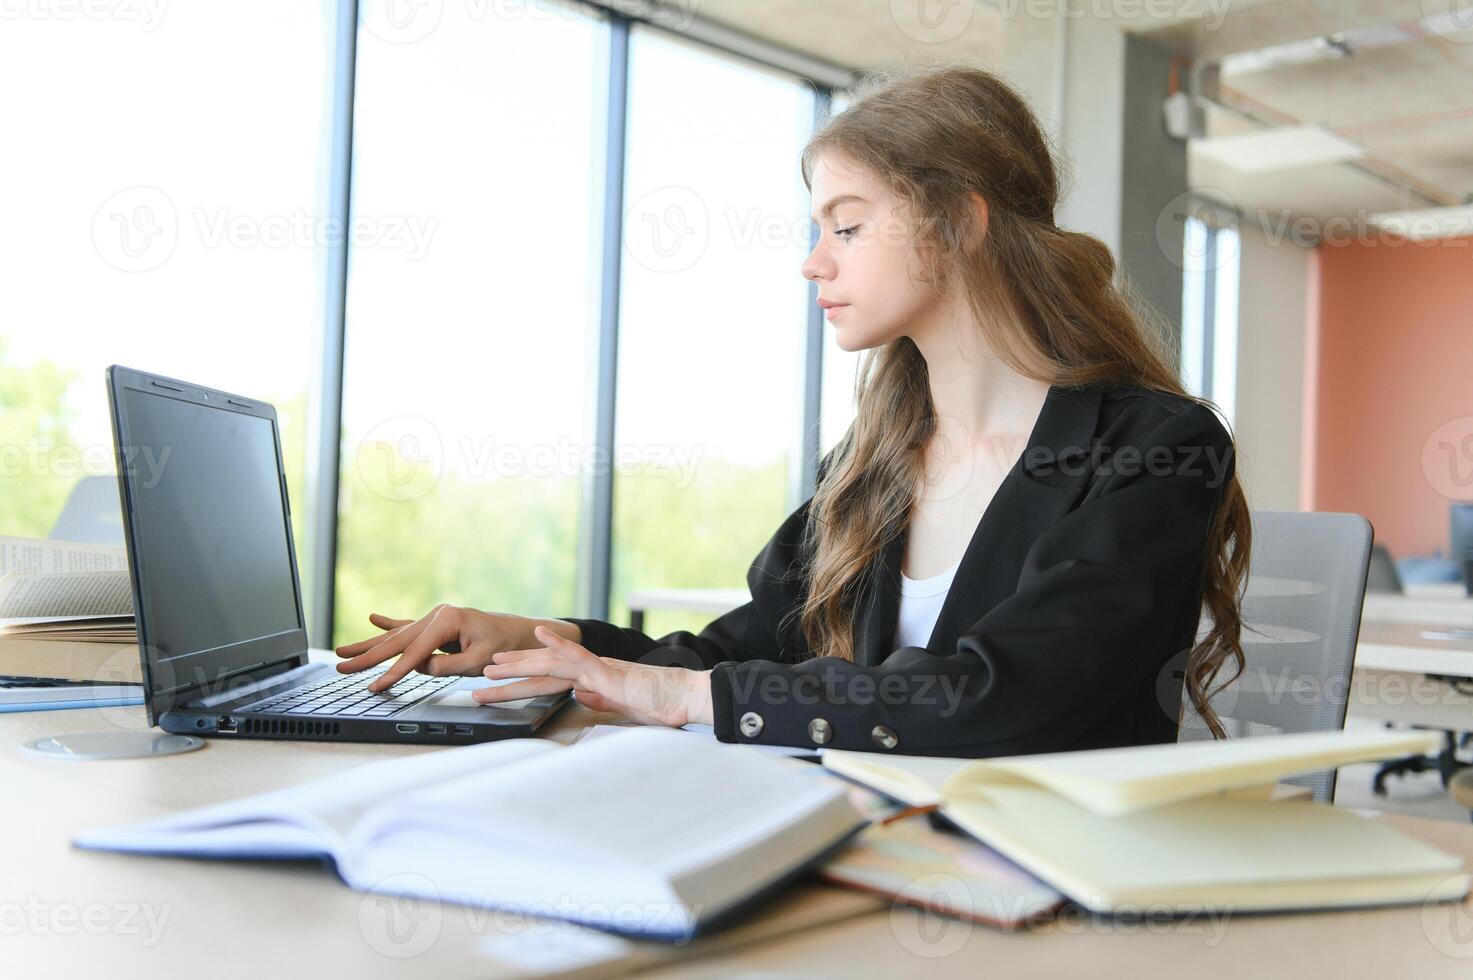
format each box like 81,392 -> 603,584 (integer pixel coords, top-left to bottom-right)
1180,511 -> 1373,803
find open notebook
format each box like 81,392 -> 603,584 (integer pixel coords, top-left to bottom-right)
74,728 -> 866,941
822,729 -> 1471,915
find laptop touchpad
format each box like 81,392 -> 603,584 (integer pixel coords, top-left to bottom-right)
429,677 -> 538,711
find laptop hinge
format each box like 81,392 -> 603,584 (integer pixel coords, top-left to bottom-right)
188,660 -> 322,709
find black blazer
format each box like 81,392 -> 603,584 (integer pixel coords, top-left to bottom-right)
562,383 -> 1235,758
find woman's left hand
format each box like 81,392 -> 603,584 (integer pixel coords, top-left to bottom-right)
478,624 -> 714,728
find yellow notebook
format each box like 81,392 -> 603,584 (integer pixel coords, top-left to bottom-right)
821,729 -> 1470,914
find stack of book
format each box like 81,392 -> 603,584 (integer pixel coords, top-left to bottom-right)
820,728 -> 1470,919
0,534 -> 139,684
71,727 -> 1471,942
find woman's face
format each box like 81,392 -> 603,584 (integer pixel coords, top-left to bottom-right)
802,152 -> 945,352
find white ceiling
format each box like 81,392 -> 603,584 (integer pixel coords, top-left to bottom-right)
680,0 -> 1473,229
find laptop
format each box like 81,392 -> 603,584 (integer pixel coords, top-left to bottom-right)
106,365 -> 571,744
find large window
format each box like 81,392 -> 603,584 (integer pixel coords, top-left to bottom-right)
818,90 -> 862,457
3,1 -> 847,648
1181,214 -> 1241,425
336,1 -> 609,643
0,2 -> 336,614
610,28 -> 817,636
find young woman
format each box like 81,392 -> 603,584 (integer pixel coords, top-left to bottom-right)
336,66 -> 1250,757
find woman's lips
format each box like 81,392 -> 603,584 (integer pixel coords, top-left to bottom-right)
823,304 -> 849,318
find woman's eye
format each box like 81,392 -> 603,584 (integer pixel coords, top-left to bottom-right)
834,225 -> 858,240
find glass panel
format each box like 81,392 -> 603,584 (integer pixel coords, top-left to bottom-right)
1180,215 -> 1209,398
337,1 -> 607,643
613,27 -> 815,637
817,89 -> 864,457
0,2 -> 336,616
1211,226 -> 1241,426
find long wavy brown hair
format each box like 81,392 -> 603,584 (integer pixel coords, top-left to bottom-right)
790,66 -> 1249,740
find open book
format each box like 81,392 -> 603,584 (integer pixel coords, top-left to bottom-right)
0,535 -> 132,623
822,729 -> 1470,915
73,727 -> 866,941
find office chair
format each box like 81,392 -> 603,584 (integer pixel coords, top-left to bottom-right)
1365,544 -> 1404,594
1179,511 -> 1373,803
49,475 -> 125,547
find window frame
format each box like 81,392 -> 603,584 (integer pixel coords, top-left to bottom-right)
308,0 -> 852,642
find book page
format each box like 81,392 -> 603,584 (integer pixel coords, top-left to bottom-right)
973,728 -> 1444,816
941,782 -> 1466,912
73,738 -> 562,855
827,729 -> 1446,818
0,536 -> 127,574
370,727 -> 850,873
0,571 -> 134,618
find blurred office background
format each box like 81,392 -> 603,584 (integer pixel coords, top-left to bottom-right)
2,0 -> 1471,663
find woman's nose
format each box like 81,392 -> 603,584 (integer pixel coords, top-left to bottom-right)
802,245 -> 831,282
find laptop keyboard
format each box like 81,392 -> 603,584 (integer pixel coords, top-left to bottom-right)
245,670 -> 459,719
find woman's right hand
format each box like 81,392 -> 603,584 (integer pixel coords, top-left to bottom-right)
333,605 -> 580,694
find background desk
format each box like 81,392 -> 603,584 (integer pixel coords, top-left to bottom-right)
6,680 -> 1473,977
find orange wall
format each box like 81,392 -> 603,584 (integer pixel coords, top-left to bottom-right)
1308,236 -> 1473,557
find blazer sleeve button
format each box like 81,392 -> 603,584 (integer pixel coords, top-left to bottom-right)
870,725 -> 898,750
806,718 -> 832,745
738,711 -> 764,738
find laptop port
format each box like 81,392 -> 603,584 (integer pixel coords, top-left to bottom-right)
427,724 -> 447,735
452,724 -> 473,735
217,716 -> 237,733
395,723 -> 420,734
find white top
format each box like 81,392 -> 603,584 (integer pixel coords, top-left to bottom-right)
894,557 -> 961,650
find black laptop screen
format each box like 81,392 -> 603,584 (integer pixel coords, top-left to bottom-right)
122,387 -> 302,668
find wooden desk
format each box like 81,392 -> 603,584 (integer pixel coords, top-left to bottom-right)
637,816 -> 1473,980
1357,621 -> 1473,677
6,697 -> 1473,978
1348,604 -> 1473,731
0,698 -> 883,978
1364,593 -> 1473,629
